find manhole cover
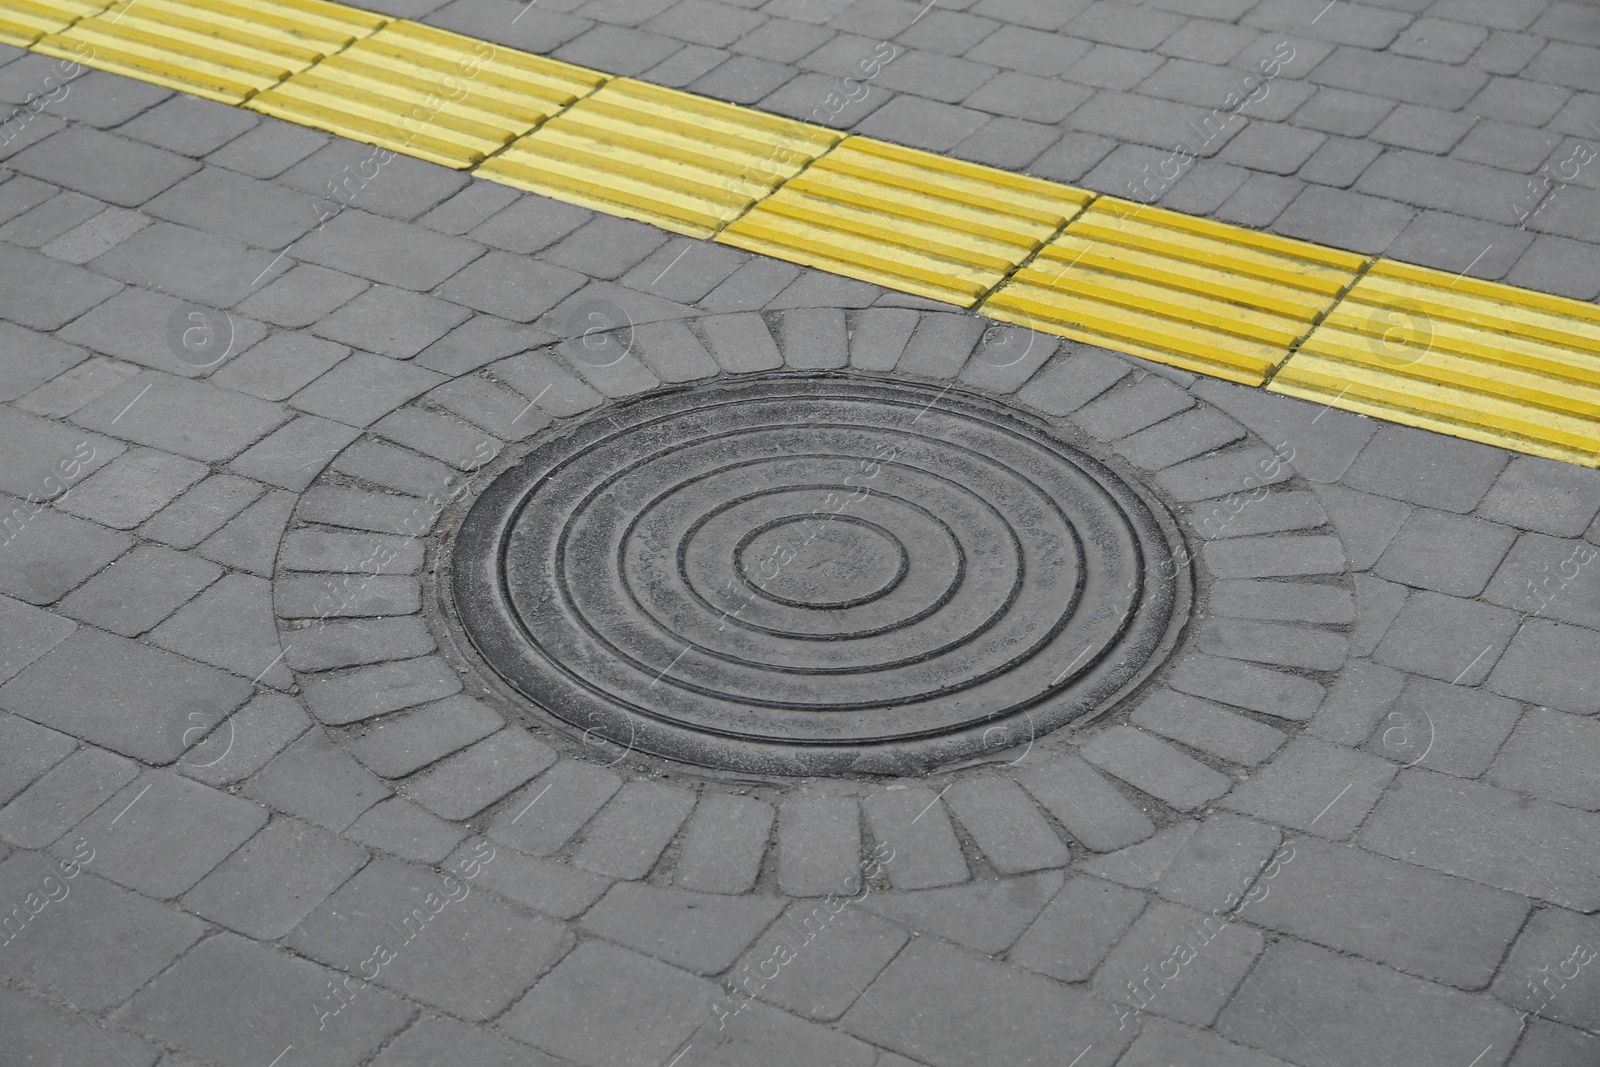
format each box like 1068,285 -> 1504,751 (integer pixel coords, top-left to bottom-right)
450,377 -> 1190,775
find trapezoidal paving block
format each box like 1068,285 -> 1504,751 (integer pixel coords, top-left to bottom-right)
1272,259 -> 1600,467
477,77 -> 841,239
719,135 -> 1089,307
982,196 -> 1368,386
447,377 -> 1191,777
249,19 -> 606,169
32,0 -> 386,104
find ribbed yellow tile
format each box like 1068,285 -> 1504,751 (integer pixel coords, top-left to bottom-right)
479,77 -> 839,238
0,0 -> 111,47
33,0 -> 385,103
720,136 -> 1087,306
250,20 -> 604,169
982,196 -> 1367,386
1272,259 -> 1600,465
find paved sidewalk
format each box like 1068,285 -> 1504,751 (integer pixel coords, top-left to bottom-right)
398,0 -> 1600,299
2,4 -> 1600,1067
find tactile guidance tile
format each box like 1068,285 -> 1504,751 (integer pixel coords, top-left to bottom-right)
1273,260 -> 1600,466
249,20 -> 605,169
478,77 -> 840,239
33,0 -> 385,103
719,136 -> 1088,307
0,0 -> 111,48
982,197 -> 1367,386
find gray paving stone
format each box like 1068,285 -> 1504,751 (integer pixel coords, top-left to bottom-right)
182,815 -> 367,939
88,220 -> 277,307
1072,374 -> 1193,441
438,249 -> 588,322
583,881 -> 784,975
373,405 -> 496,470
490,351 -> 604,417
1361,768 -> 1600,910
1312,482 -> 1410,568
0,745 -> 135,848
489,759 -> 623,857
841,937 -> 1133,1067
675,792 -> 773,894
303,657 -> 462,727
1191,378 -> 1377,484
0,712 -> 75,805
446,836 -> 612,920
72,370 -> 286,463
778,794 -> 863,896
1200,534 -> 1345,579
203,112 -> 328,177
860,870 -> 1062,956
278,143 -> 468,223
209,331 -> 351,402
177,691 -> 311,788
861,787 -> 969,890
1298,134 -> 1385,187
9,126 -> 196,207
1014,753 -> 1156,851
332,437 -> 460,499
1363,673 -> 1521,776
1275,184 -> 1414,252
1075,821 -> 1199,893
1155,445 -> 1293,504
1492,904 -> 1600,1031
295,207 -> 484,291
129,930 -> 413,1067
290,351 -> 447,428
619,238 -> 746,304
54,286 -> 268,379
275,574 -> 422,620
1008,873 -> 1146,982
545,214 -> 670,279
1113,407 -> 1246,470
1132,690 -> 1287,766
149,572 -> 292,688
369,1015 -> 569,1067
1372,589 -> 1521,685
949,116 -> 1058,169
288,854 -> 570,1015
0,626 -> 252,763
504,941 -> 715,1065
342,797 -> 465,865
1304,657 -> 1408,750
235,263 -> 369,328
1222,737 -> 1396,839
279,529 -> 423,574
0,499 -> 130,605
463,192 -> 590,256
1310,45 -> 1489,108
1155,811 -> 1281,913
1168,653 -> 1325,721
1096,898 -> 1264,1028
728,900 -> 906,1021
856,93 -> 992,150
1509,1020 -> 1600,1067
313,284 -> 471,360
573,779 -> 694,879
248,729 -> 389,832
404,727 -> 557,820
65,770 -> 267,898
116,94 -> 258,157
341,695 -> 503,780
16,354 -> 141,420
1490,708 -> 1600,810
845,306 -> 918,371
57,543 -> 218,637
701,258 -> 805,312
145,165 -> 319,250
698,312 -> 784,373
1015,347 -> 1133,417
1480,456 -> 1600,536
1506,233 -> 1600,301
1219,938 -> 1520,1067
1373,103 -> 1479,155
1250,835 -> 1529,989
0,243 -> 120,330
1349,572 -> 1406,656
1028,130 -> 1119,182
1208,578 -> 1352,624
1198,617 -> 1347,671
777,306 -> 849,369
944,776 -> 1068,874
417,178 -> 522,237
629,319 -> 718,382
1119,1018 -> 1296,1067
1487,617 -> 1600,714
292,481 -> 428,538
0,984 -> 159,1066
0,853 -> 203,1014
1080,726 -> 1232,810
427,374 -> 554,440
0,322 -> 84,403
1375,508 -> 1518,596
1194,489 -> 1329,540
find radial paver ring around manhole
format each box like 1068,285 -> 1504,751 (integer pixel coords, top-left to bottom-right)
449,375 -> 1193,776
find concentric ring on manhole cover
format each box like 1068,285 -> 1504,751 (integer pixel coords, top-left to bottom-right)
450,377 -> 1192,776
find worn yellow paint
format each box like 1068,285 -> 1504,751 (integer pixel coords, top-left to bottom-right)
480,77 -> 840,238
0,0 -> 111,48
249,20 -> 605,168
34,0 -> 385,103
721,136 -> 1088,305
1273,260 -> 1600,466
982,197 -> 1367,386
11,0 -> 1600,465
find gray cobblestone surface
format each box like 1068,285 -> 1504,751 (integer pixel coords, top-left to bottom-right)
0,18 -> 1598,1064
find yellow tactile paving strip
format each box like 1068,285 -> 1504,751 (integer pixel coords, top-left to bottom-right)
250,21 -> 605,169
0,0 -> 110,48
481,78 -> 839,239
720,137 -> 1088,306
31,0 -> 385,104
1272,260 -> 1600,465
10,0 -> 1600,465
983,197 -> 1366,386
